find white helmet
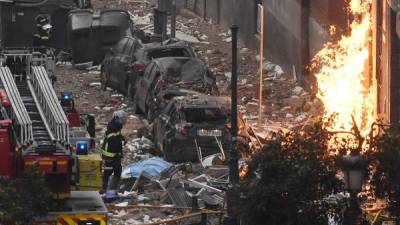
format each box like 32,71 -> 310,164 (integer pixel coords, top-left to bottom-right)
112,110 -> 127,125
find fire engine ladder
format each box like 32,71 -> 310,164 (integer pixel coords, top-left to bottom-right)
0,65 -> 69,154
0,67 -> 33,147
30,66 -> 70,148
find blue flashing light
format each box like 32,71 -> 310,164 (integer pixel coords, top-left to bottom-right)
76,141 -> 88,155
61,92 -> 72,102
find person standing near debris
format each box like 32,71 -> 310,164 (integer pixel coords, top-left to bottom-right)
100,110 -> 127,193
33,15 -> 52,48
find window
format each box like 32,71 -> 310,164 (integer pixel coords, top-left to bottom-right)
147,48 -> 192,59
183,108 -> 227,124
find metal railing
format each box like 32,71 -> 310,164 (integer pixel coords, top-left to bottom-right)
30,66 -> 69,145
0,66 -> 33,146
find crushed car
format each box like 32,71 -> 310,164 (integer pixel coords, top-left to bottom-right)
152,94 -> 231,162
134,57 -> 219,120
101,40 -> 196,99
128,42 -> 196,97
100,36 -> 143,97
148,88 -> 201,121
133,41 -> 196,67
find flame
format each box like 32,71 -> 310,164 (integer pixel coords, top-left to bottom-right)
312,0 -> 375,136
239,163 -> 249,179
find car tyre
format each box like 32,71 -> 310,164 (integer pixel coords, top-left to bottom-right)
161,140 -> 175,162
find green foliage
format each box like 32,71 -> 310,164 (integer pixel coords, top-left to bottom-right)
0,167 -> 53,225
241,121 -> 345,225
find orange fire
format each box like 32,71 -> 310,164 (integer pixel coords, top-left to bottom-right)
312,0 -> 375,136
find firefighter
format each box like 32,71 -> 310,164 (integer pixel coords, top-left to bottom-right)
33,15 -> 52,48
100,110 -> 127,194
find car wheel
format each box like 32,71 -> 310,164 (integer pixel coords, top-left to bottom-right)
100,68 -> 107,91
162,141 -> 175,162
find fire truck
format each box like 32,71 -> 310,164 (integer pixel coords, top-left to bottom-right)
0,48 -> 107,224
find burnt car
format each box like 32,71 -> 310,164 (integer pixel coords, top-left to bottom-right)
133,42 -> 196,67
149,89 -> 201,118
100,36 -> 143,97
134,57 -> 219,120
128,43 -> 196,95
101,41 -> 196,99
153,94 -> 231,162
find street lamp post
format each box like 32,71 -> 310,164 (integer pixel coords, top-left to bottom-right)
224,25 -> 240,225
342,151 -> 366,225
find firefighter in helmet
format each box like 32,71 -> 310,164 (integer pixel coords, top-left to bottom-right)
100,110 -> 127,193
33,15 -> 52,48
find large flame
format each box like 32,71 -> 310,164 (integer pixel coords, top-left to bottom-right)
312,0 -> 375,136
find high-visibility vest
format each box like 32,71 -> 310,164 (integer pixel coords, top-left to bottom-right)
101,131 -> 122,158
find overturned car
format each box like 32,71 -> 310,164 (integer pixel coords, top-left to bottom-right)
152,94 -> 231,162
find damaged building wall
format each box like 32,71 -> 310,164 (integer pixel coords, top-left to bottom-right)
178,0 -> 347,88
375,0 -> 400,123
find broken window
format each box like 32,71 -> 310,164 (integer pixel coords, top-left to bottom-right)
183,108 -> 227,124
147,48 -> 192,60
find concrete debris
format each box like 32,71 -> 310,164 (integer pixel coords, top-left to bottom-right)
54,0 -> 323,223
286,113 -> 294,118
86,65 -> 101,71
89,82 -> 101,87
131,12 -> 152,25
292,86 -> 305,96
283,96 -> 306,111
246,102 -> 260,114
199,34 -> 208,41
223,37 -> 232,43
74,61 -> 93,70
175,31 -> 200,43
263,60 -> 284,80
224,72 -> 232,80
206,49 -> 214,54
115,202 -> 129,207
294,112 -> 309,123
102,106 -> 114,111
240,48 -> 250,54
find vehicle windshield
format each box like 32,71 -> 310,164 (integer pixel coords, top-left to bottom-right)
147,48 -> 192,59
183,107 -> 228,124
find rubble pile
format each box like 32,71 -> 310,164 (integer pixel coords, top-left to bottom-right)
104,156 -> 228,224
53,1 -> 324,224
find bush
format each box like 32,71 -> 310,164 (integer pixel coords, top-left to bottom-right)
240,121 -> 345,225
0,167 -> 52,225
369,124 -> 400,220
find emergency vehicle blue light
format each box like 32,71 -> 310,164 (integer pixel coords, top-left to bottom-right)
61,92 -> 72,101
76,141 -> 88,155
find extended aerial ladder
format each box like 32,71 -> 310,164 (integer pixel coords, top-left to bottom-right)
0,48 -> 71,197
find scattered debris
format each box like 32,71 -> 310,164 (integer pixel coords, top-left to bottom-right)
175,31 -> 200,43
